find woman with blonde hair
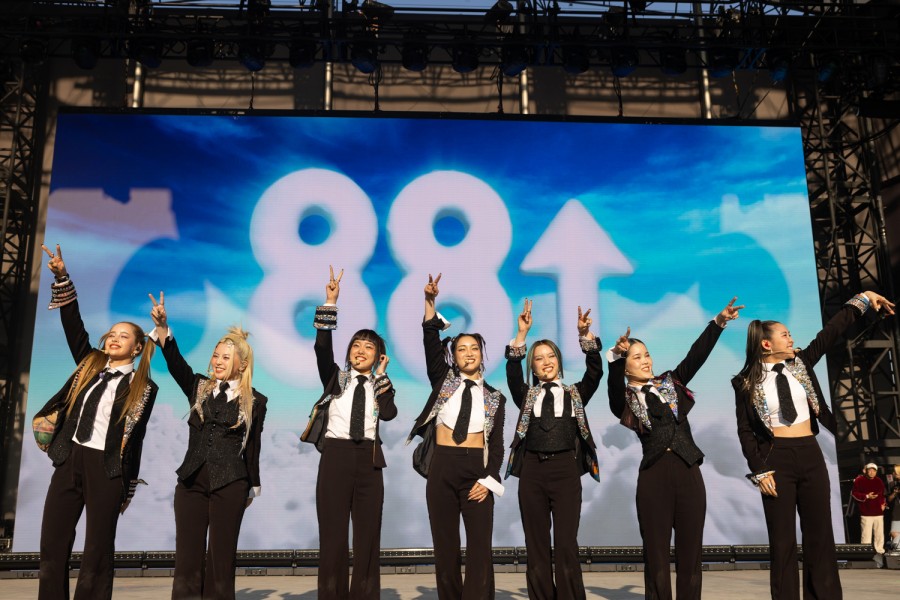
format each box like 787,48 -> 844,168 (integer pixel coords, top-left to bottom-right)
35,244 -> 158,600
150,292 -> 267,600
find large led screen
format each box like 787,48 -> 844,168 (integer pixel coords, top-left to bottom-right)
15,112 -> 839,551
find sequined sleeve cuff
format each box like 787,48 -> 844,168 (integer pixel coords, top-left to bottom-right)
313,305 -> 338,330
579,337 -> 599,353
505,344 -> 526,360
845,293 -> 870,315
374,374 -> 393,397
126,478 -> 148,500
48,278 -> 77,310
747,470 -> 775,485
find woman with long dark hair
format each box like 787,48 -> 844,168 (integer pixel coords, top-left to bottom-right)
505,299 -> 602,600
733,290 -> 893,600
301,266 -> 397,600
408,274 -> 506,600
34,244 -> 158,600
608,298 -> 743,600
150,293 -> 267,600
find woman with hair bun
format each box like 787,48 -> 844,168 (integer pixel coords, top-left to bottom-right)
35,244 -> 158,600
301,266 -> 397,600
505,299 -> 602,600
608,297 -> 743,600
733,290 -> 893,600
150,292 -> 267,600
408,273 -> 506,600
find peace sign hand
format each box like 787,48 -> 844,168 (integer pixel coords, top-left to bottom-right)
518,299 -> 533,334
424,273 -> 441,302
577,306 -> 593,339
326,265 -> 343,304
41,244 -> 68,279
714,296 -> 745,327
148,292 -> 167,328
614,327 -> 631,355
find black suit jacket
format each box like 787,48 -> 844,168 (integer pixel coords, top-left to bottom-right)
608,321 -> 722,469
732,304 -> 861,477
505,339 -> 602,479
408,315 -> 506,483
301,327 -> 397,468
36,297 -> 158,502
158,337 -> 267,490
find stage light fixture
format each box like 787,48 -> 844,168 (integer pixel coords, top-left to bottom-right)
130,38 -> 162,69
186,39 -> 214,68
451,42 -> 479,74
19,38 -> 47,65
289,38 -> 317,69
708,47 -> 738,78
238,39 -> 269,72
401,39 -> 428,72
659,47 -> 686,76
350,37 -> 378,74
361,0 -> 395,23
610,47 -> 638,77
72,37 -> 100,70
485,1 -> 514,25
815,54 -> 839,83
500,41 -> 529,77
562,44 -> 590,75
245,0 -> 271,23
766,50 -> 791,82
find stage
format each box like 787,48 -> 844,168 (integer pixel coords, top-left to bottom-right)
0,570 -> 896,599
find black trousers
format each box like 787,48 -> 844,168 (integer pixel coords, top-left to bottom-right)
761,436 -> 842,600
172,463 -> 249,600
426,445 -> 495,600
316,438 -> 384,600
39,444 -> 123,600
636,452 -> 706,600
518,450 -> 585,600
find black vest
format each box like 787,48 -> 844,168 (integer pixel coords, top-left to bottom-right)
177,391 -> 248,490
526,394 -> 578,453
48,373 -> 131,478
638,393 -> 703,470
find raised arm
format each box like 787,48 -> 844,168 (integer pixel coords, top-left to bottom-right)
149,292 -> 199,399
422,273 -> 449,386
672,297 -> 742,386
574,305 -> 603,405
43,244 -> 94,363
800,291 -> 893,368
607,328 -> 631,420
505,299 -> 533,408
314,266 -> 342,387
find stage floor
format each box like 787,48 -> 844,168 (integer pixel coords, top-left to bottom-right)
1,570 -> 896,599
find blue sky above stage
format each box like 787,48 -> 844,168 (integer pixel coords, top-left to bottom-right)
16,112 -> 836,551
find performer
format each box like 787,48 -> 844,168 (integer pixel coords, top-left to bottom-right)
149,292 -> 267,600
608,298 -> 743,600
408,274 -> 506,600
300,266 -> 397,600
35,244 -> 158,600
505,299 -> 602,600
733,290 -> 894,600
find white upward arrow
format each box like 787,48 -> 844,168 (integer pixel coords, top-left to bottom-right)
521,199 -> 633,357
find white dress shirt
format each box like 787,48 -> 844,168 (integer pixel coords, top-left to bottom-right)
437,377 -> 486,433
325,369 -> 377,441
761,361 -> 811,427
73,361 -> 134,451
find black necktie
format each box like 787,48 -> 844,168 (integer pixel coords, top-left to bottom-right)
641,384 -> 666,418
540,382 -> 556,431
349,375 -> 368,442
75,369 -> 124,443
772,363 -> 797,424
214,381 -> 229,402
453,380 -> 477,444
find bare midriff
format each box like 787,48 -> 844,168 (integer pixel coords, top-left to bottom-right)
436,424 -> 485,448
772,419 -> 813,438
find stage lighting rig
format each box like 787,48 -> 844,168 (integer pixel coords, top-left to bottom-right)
350,34 -> 379,74
500,37 -> 529,77
766,49 -> 791,83
186,37 -> 215,68
451,40 -> 480,74
659,47 -> 687,76
562,43 -> 590,75
289,36 -> 317,68
610,46 -> 638,77
360,1 -> 395,24
72,37 -> 100,70
485,1 -> 514,26
401,36 -> 428,72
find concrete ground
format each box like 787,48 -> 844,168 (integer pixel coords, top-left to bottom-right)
1,569 -> 897,599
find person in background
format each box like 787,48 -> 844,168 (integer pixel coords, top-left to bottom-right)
851,462 -> 887,565
887,464 -> 900,552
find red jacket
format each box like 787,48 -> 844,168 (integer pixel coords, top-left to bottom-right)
851,474 -> 886,517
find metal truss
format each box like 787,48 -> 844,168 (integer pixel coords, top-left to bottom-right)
0,58 -> 45,545
788,61 -> 900,538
